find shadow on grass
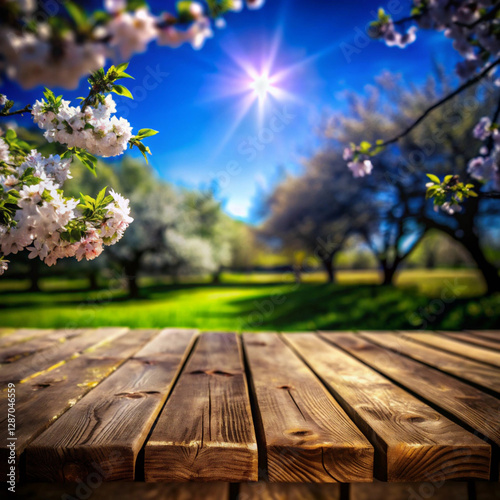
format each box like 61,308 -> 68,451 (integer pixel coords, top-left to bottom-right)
0,279 -> 498,330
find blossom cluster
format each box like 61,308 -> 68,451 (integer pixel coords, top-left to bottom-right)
375,1 -> 500,81
467,116 -> 500,189
0,0 -> 266,89
32,95 -> 132,158
0,147 -> 133,276
343,146 -> 374,178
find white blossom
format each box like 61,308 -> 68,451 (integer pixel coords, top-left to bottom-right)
347,159 -> 373,178
107,8 -> 158,59
32,95 -> 132,158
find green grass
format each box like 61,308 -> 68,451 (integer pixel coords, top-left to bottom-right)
0,269 -> 498,331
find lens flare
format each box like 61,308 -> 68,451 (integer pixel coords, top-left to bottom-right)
250,73 -> 273,99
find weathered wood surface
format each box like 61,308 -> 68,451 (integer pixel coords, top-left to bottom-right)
323,334 -> 500,459
0,328 -> 158,477
467,330 -> 500,342
238,483 -> 341,499
361,331 -> 500,396
441,331 -> 500,351
0,327 -> 126,384
243,333 -> 373,482
285,333 -> 491,482
26,329 -> 198,482
403,332 -> 500,368
0,329 -> 498,483
145,332 -> 258,482
0,328 -> 84,364
0,328 -> 56,349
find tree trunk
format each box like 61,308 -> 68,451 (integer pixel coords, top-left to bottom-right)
88,270 -> 99,290
461,231 -> 500,294
292,264 -> 302,284
382,264 -> 397,285
212,267 -> 222,284
29,260 -> 40,292
322,258 -> 335,283
124,259 -> 141,298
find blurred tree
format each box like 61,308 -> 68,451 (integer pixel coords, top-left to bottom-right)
327,71 -> 500,292
260,150 -> 371,283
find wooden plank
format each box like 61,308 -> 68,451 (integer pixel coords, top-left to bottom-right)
361,332 -> 500,397
403,332 -> 500,368
0,328 -> 55,349
322,334 -> 500,462
467,330 -> 500,343
0,328 -> 15,338
26,329 -> 198,482
351,482 -> 468,500
16,482 -> 230,499
243,332 -> 373,483
284,333 -> 491,482
239,483 -> 341,499
0,328 -> 127,384
441,331 -> 500,351
0,328 -> 85,364
145,332 -> 258,482
0,328 -> 159,478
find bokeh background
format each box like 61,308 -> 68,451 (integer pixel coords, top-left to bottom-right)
1,0 -> 499,331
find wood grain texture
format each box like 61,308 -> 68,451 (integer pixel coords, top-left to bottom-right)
323,334 -> 499,473
284,333 -> 491,482
243,333 -> 373,483
403,332 -> 500,368
362,332 -> 500,396
238,483 -> 340,500
145,332 -> 258,482
0,328 -> 84,364
16,482 -> 230,500
440,331 -> 500,351
0,329 -> 55,349
0,328 -> 159,478
467,331 -> 500,343
26,329 -> 198,482
0,327 -> 125,384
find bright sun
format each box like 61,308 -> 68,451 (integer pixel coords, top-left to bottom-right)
250,73 -> 273,100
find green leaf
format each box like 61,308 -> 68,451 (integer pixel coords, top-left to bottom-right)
426,174 -> 441,184
112,84 -> 133,99
115,62 -> 129,73
137,128 -> 159,138
65,1 -> 88,29
360,141 -> 372,152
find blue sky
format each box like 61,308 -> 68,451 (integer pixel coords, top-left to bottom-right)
1,0 -> 460,221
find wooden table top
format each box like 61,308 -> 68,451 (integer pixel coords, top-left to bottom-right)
0,328 -> 499,483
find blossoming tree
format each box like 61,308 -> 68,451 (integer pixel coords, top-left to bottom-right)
0,0 -> 265,276
344,0 -> 500,212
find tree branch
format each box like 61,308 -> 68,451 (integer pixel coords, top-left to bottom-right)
377,57 -> 500,149
0,105 -> 32,117
454,2 -> 500,29
478,191 -> 500,199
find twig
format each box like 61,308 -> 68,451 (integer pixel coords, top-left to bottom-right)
478,191 -> 500,199
376,57 -> 500,149
454,2 -> 500,29
0,105 -> 32,117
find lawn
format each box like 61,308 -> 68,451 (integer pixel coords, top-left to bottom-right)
0,269 -> 498,331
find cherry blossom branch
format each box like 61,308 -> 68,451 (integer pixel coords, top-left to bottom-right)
0,105 -> 32,117
377,57 -> 500,149
454,1 -> 500,28
478,191 -> 500,199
